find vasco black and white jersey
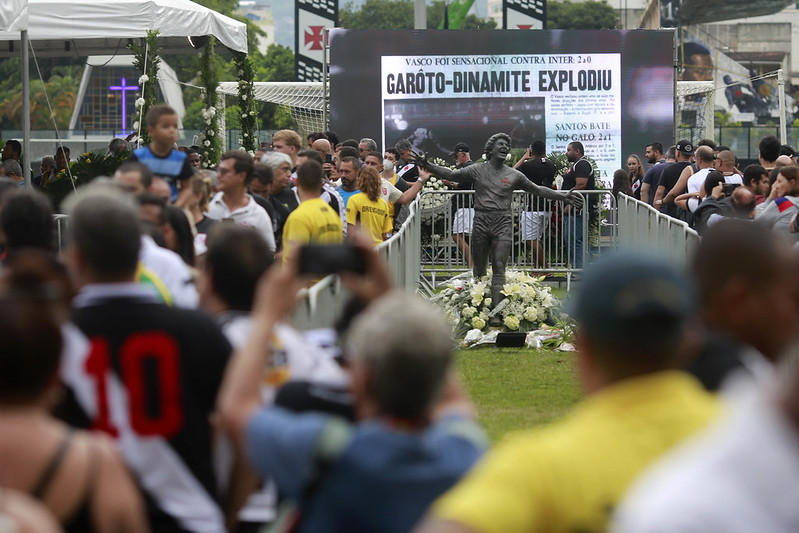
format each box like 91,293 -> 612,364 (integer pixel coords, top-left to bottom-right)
57,284 -> 232,533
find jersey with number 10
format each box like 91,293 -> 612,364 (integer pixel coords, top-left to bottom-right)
58,291 -> 232,533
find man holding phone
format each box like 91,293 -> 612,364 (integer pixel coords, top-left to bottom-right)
281,160 -> 343,264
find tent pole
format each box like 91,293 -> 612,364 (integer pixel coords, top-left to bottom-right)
22,29 -> 31,189
778,69 -> 787,144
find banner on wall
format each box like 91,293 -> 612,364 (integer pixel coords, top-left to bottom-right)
503,0 -> 546,30
295,0 -> 338,82
330,30 -> 675,184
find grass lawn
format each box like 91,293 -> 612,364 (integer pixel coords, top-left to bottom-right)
456,346 -> 583,442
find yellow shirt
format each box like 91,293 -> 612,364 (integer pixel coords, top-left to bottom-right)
387,172 -> 398,218
282,197 -> 343,263
346,192 -> 392,246
432,371 -> 719,533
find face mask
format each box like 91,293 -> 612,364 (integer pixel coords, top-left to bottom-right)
383,159 -> 394,172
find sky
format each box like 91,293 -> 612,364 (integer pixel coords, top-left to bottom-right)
270,0 -> 490,48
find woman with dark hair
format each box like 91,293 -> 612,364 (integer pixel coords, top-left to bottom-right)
612,169 -> 634,199
0,253 -> 149,533
346,166 -> 393,245
164,206 -> 196,267
626,154 -> 645,200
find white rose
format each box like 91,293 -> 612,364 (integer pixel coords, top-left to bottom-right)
238,69 -> 244,76
138,74 -> 149,83
249,111 -> 256,116
135,98 -> 145,107
243,133 -> 248,137
503,315 -> 520,330
242,114 -> 248,118
132,121 -> 139,130
203,140 -> 211,147
209,130 -> 214,136
242,94 -> 247,100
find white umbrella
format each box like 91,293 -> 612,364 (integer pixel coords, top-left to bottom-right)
0,0 -> 248,187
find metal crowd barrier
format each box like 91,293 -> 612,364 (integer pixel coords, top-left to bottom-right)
291,198 -> 421,331
416,189 -> 617,291
616,193 -> 700,266
53,214 -> 69,252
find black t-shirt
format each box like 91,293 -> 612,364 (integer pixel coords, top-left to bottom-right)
266,195 -> 291,251
396,161 -> 419,182
658,161 -> 691,217
517,158 -> 556,210
562,158 -> 595,215
271,186 -> 300,212
450,160 -> 475,211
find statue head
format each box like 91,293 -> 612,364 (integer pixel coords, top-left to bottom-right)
484,133 -> 512,161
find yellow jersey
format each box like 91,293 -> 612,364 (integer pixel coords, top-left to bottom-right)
282,197 -> 343,263
346,192 -> 392,246
432,371 -> 719,533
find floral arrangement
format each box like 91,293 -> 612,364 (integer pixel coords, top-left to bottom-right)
434,269 -> 561,337
233,51 -> 257,154
128,30 -> 160,146
199,36 -> 222,168
42,151 -> 127,211
419,157 -> 453,220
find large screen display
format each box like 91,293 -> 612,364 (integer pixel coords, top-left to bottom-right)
329,29 -> 675,184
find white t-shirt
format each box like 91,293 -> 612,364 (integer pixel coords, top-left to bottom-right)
686,168 -> 713,194
206,192 -> 276,252
139,235 -> 199,309
380,178 -> 403,204
612,385 -> 799,533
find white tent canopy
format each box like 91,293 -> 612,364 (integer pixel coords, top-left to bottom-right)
0,0 -> 247,188
0,0 -> 27,33
0,0 -> 248,57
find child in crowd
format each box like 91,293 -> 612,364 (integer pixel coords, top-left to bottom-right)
128,105 -> 193,202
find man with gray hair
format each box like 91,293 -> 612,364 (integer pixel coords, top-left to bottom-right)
262,151 -> 299,212
32,156 -> 55,189
359,137 -> 377,160
219,261 -> 486,532
417,132 -> 580,324
57,184 -> 233,533
0,160 -> 23,187
395,139 -> 420,182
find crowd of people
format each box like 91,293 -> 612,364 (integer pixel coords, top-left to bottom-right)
0,107 -> 798,532
611,134 -> 799,238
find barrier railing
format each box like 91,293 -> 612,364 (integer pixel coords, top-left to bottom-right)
290,197 -> 421,331
417,189 -> 617,291
616,193 -> 700,265
53,214 -> 69,252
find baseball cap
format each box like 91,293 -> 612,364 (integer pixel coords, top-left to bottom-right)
780,144 -> 795,158
676,140 -> 694,155
451,142 -> 470,155
568,253 -> 694,344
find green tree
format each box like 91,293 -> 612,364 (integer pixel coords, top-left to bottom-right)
547,0 -> 618,30
340,0 -> 495,30
254,44 -> 295,82
428,1 -> 497,29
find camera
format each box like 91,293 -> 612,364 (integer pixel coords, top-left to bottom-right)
298,244 -> 367,276
722,183 -> 740,196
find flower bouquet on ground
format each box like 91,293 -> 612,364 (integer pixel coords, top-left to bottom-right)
432,269 -> 562,338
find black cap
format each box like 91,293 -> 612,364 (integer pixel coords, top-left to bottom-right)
780,144 -> 795,157
676,140 -> 694,155
451,142 -> 470,156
